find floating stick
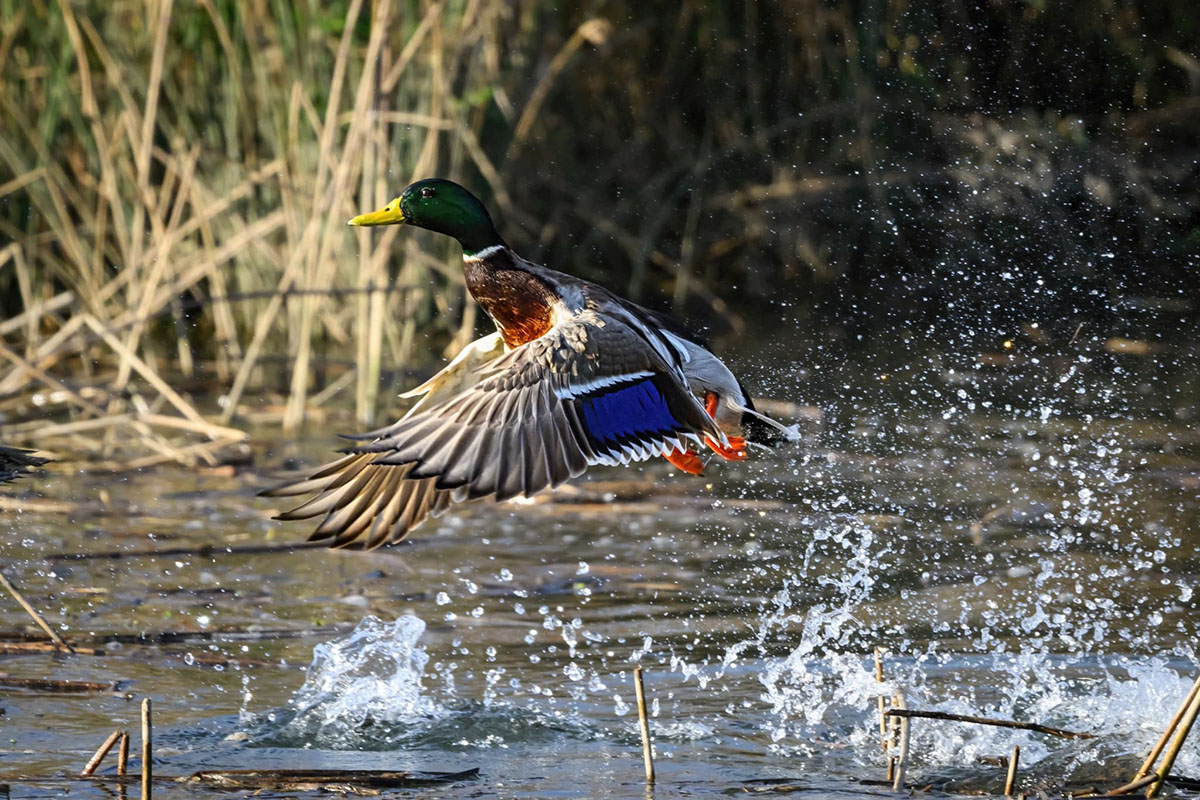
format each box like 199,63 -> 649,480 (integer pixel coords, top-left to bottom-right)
1102,774 -> 1159,796
1135,674 -> 1200,782
117,730 -> 129,776
1004,745 -> 1020,796
884,708 -> 1093,740
1146,676 -> 1200,798
891,691 -> 910,792
81,730 -> 122,776
633,666 -> 655,785
141,698 -> 152,799
0,570 -> 76,653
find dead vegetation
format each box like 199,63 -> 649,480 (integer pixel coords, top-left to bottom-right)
2,2 -> 1196,465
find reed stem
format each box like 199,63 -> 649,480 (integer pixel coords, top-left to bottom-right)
1135,674 -> 1200,781
1146,675 -> 1200,798
0,570 -> 75,653
891,691 -> 909,792
1004,744 -> 1020,797
81,730 -> 122,776
117,730 -> 129,776
633,666 -> 655,785
141,698 -> 152,799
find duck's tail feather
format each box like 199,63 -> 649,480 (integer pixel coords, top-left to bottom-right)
729,393 -> 801,447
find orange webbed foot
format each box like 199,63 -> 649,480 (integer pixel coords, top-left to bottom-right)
664,447 -> 705,475
701,392 -> 745,460
704,435 -> 746,461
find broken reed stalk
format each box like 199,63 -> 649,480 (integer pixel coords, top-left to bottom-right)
887,688 -> 903,781
0,570 -> 76,653
117,730 -> 129,776
875,647 -> 899,781
1146,675 -> 1200,798
884,708 -> 1093,740
874,647 -> 887,750
891,691 -> 910,792
1104,774 -> 1160,796
81,730 -> 122,776
142,697 -> 152,799
633,666 -> 655,785
1005,744 -> 1020,797
1135,673 -> 1200,782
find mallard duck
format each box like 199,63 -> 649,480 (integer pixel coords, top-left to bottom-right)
263,179 -> 798,548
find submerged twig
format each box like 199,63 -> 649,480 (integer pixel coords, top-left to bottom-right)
0,675 -> 124,694
884,708 -> 1093,740
0,571 -> 76,653
81,730 -> 122,776
1099,774 -> 1159,796
634,666 -> 655,785
185,768 -> 481,789
45,540 -> 329,561
0,640 -> 104,656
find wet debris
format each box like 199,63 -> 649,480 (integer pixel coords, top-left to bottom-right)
0,675 -> 129,695
872,652 -> 1200,798
183,767 -> 481,791
882,709 -> 1093,741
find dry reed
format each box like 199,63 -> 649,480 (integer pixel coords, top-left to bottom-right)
1005,745 -> 1020,797
0,0 -> 591,457
81,730 -> 122,776
633,665 -> 655,784
142,697 -> 152,799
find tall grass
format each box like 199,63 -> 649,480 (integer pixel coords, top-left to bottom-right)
0,0 -> 587,456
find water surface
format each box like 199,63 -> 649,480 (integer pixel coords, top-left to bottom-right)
1,341 -> 1198,798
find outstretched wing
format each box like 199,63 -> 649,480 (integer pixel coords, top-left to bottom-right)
359,309 -> 720,495
264,311 -> 721,549
261,333 -> 506,549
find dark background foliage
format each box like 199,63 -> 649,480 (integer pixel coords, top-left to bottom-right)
1,0 -> 1196,426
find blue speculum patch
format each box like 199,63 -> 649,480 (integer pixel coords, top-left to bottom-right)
578,378 -> 679,445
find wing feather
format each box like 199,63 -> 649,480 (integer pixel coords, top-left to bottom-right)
264,309 -> 722,548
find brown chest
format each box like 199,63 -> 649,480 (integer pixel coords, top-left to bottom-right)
464,259 -> 557,348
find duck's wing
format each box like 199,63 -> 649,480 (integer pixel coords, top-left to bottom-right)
266,312 -> 721,549
261,333 -> 506,549
361,309 -> 722,494
0,446 -> 48,484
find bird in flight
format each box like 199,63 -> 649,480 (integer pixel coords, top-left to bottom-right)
263,179 -> 797,548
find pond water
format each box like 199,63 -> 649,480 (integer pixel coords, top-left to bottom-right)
1,338 -> 1198,798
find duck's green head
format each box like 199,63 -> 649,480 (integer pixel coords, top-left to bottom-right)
347,179 -> 504,256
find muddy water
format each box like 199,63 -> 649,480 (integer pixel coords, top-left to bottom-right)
1,344 -> 1198,798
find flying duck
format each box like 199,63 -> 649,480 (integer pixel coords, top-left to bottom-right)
262,179 -> 798,548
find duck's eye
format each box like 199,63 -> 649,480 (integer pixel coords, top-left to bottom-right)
420,187 -> 435,199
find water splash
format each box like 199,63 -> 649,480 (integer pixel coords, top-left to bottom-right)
270,615 -> 440,746
257,614 -> 603,750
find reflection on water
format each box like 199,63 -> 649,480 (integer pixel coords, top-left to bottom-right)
0,342 -> 1197,797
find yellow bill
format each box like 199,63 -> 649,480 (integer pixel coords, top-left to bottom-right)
347,199 -> 405,227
